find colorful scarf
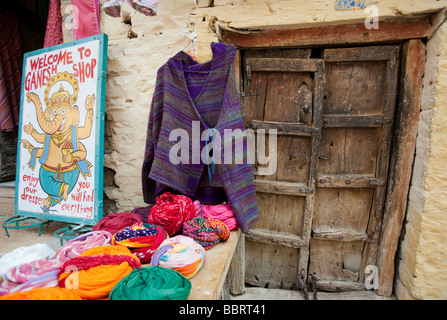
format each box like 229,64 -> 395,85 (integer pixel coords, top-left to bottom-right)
3,270 -> 59,295
0,286 -> 83,300
55,230 -> 112,262
148,192 -> 198,236
112,222 -> 168,263
92,212 -> 142,235
183,216 -> 230,250
109,266 -> 191,300
0,259 -> 61,296
5,258 -> 61,284
151,236 -> 205,279
195,200 -> 239,231
58,245 -> 140,300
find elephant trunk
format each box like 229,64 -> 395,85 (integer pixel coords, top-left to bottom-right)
37,107 -> 63,135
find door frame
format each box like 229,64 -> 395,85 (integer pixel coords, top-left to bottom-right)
225,16 -> 428,297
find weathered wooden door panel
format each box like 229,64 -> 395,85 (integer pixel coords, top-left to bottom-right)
318,127 -> 382,175
241,48 -> 324,289
255,192 -> 305,236
240,45 -> 399,293
245,242 -> 300,289
324,61 -> 387,115
308,240 -> 365,283
309,46 -> 399,291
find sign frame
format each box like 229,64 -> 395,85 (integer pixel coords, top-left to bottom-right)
14,33 -> 108,226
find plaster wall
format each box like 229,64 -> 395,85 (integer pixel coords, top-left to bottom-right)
87,0 -> 447,299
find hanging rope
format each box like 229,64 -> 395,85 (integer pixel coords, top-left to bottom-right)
109,266 -> 191,300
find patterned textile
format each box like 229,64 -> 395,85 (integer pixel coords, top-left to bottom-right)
0,10 -> 23,132
151,235 -> 205,279
142,42 -> 259,233
55,230 -> 113,262
182,216 -> 230,250
112,222 -> 168,263
43,0 -> 63,48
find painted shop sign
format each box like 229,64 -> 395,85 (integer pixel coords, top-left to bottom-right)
15,34 -> 108,225
335,0 -> 372,10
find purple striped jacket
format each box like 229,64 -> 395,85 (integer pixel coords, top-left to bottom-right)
142,42 -> 259,232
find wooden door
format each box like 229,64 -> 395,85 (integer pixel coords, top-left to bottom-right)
240,45 -> 399,293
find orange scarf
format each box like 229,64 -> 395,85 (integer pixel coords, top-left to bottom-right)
58,245 -> 140,300
0,287 -> 83,300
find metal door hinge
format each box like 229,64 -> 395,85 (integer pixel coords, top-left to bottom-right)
246,63 -> 251,81
369,179 -> 385,186
317,60 -> 324,80
298,187 -> 314,194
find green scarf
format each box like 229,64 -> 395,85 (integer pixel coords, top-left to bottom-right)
109,266 -> 192,300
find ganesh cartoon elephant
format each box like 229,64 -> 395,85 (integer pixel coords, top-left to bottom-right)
21,72 -> 94,212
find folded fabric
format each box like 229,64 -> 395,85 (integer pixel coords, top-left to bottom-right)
131,204 -> 153,222
151,235 -> 205,279
110,266 -> 191,300
199,202 -> 239,231
0,243 -> 56,277
58,245 -> 140,300
148,192 -> 198,236
5,258 -> 61,285
55,230 -> 112,262
92,212 -> 142,235
183,216 -> 230,250
4,270 -> 59,295
0,286 -> 83,300
112,222 -> 168,263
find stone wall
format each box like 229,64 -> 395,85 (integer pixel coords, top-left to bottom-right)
395,21 -> 447,300
61,0 -> 447,299
98,0 -> 196,210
